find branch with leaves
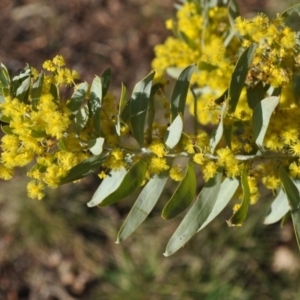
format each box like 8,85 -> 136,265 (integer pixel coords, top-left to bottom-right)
1,1 -> 300,255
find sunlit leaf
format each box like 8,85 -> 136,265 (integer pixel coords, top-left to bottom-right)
130,72 -> 155,147
227,169 -> 250,226
74,103 -> 89,135
166,67 -> 184,79
60,153 -> 108,184
197,177 -> 239,232
116,174 -> 168,243
16,76 -> 30,103
228,44 -> 256,113
89,76 -> 102,137
31,72 -> 44,110
264,189 -> 290,225
0,63 -> 11,99
88,137 -> 105,155
162,162 -> 196,220
88,159 -> 148,207
164,169 -> 223,256
67,82 -> 89,114
209,102 -> 226,154
164,114 -> 183,150
170,64 -> 196,121
252,96 -> 279,149
115,83 -> 127,136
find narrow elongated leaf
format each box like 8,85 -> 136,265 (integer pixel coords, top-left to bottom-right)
31,73 -> 44,110
68,82 -> 89,114
246,82 -> 269,110
252,96 -> 279,149
116,174 -> 168,243
279,166 -> 300,211
215,88 -> 228,105
88,159 -> 148,207
87,168 -> 127,207
0,63 -> 10,92
162,163 -> 196,220
115,83 -> 127,136
130,72 -> 155,147
74,103 -> 89,134
147,83 -> 162,144
279,166 -> 300,251
164,114 -> 183,150
198,177 -> 239,232
209,102 -> 226,154
227,169 -> 250,226
88,137 -> 105,155
228,0 -> 240,28
166,67 -> 184,79
101,68 -> 111,98
228,44 -> 256,113
264,189 -> 290,225
16,76 -> 30,103
90,76 -> 102,137
49,83 -> 58,101
60,153 -> 108,184
170,64 -> 196,121
164,169 -> 223,256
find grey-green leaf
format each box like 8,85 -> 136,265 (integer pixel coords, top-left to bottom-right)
246,82 -> 269,110
74,103 -> 89,135
227,169 -> 250,226
116,174 -> 168,243
209,102 -> 226,154
279,166 -> 300,252
87,168 -> 127,207
115,83 -> 127,136
16,76 -> 30,103
60,153 -> 108,184
164,114 -> 183,150
88,159 -> 148,207
130,72 -> 155,147
31,72 -> 44,110
162,163 -> 196,220
252,96 -> 279,150
164,169 -> 223,256
197,177 -> 239,232
264,189 -> 290,225
88,137 -> 105,155
90,76 -> 102,137
228,44 -> 256,113
68,82 -> 89,114
101,68 -> 111,98
170,64 -> 196,121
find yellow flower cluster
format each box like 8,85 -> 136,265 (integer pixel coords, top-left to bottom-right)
43,55 -> 79,86
235,14 -> 298,87
152,2 -> 238,125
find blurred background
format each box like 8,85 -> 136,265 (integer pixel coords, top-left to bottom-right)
1,0 -> 300,299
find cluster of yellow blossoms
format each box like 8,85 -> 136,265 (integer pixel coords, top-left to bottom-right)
151,1 -> 300,205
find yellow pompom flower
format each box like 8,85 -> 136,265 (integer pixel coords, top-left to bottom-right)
27,181 -> 45,200
170,165 -> 185,181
